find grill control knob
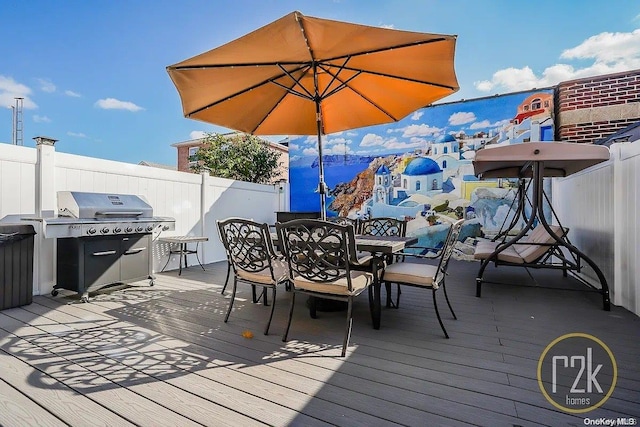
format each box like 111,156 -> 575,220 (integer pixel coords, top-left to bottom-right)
146,225 -> 154,232
162,225 -> 170,231
125,227 -> 133,233
136,226 -> 144,233
101,227 -> 110,234
114,227 -> 122,233
87,227 -> 97,235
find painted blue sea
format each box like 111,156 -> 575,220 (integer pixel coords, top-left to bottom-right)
289,162 -> 367,216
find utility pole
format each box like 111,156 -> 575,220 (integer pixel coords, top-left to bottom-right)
14,97 -> 24,145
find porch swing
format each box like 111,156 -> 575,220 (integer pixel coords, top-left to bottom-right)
471,142 -> 611,310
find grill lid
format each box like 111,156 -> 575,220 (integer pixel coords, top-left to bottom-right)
57,191 -> 153,219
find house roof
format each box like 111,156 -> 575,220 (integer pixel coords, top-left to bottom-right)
138,161 -> 177,170
595,120 -> 640,146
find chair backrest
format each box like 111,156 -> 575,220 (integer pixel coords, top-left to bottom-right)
359,217 -> 406,237
433,219 -> 465,287
517,224 -> 566,263
328,216 -> 359,232
217,218 -> 277,276
276,219 -> 358,290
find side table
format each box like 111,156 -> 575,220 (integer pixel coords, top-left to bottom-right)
160,236 -> 208,275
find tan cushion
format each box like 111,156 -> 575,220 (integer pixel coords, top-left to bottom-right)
383,262 -> 438,288
474,243 -> 524,263
237,259 -> 289,285
293,271 -> 373,296
474,224 -> 565,263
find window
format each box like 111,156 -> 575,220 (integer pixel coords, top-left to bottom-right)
416,181 -> 421,191
442,160 -> 447,169
544,100 -> 550,107
531,98 -> 542,110
403,179 -> 407,189
443,146 -> 448,154
188,146 -> 199,167
432,179 -> 438,190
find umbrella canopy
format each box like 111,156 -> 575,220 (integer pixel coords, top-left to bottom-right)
167,10 -> 459,218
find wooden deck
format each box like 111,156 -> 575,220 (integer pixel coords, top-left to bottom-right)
1,259 -> 639,426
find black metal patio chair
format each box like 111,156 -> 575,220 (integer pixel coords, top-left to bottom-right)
276,219 -> 377,357
217,218 -> 289,335
381,219 -> 464,338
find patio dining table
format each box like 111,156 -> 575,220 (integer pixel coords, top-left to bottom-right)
272,232 -> 418,329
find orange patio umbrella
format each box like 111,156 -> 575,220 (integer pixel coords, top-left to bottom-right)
167,11 -> 459,219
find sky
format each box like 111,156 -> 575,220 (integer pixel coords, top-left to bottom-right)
1,0 -> 639,167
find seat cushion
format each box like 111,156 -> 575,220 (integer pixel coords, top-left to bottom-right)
474,244 -> 524,263
383,262 -> 438,288
293,271 -> 373,296
237,259 -> 289,285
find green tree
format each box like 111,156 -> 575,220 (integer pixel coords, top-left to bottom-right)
190,133 -> 282,184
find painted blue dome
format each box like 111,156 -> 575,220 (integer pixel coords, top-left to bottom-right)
403,157 -> 441,176
435,134 -> 457,144
375,165 -> 390,175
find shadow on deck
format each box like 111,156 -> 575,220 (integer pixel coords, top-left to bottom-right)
0,258 -> 638,426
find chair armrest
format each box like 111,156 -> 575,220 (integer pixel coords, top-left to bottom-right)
398,246 -> 443,259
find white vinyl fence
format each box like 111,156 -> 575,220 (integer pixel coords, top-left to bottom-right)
0,141 -> 288,297
553,142 -> 640,316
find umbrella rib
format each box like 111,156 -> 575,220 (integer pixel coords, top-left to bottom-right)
184,64 -> 312,117
313,37 -> 453,64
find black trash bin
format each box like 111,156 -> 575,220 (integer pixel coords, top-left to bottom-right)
0,223 -> 36,310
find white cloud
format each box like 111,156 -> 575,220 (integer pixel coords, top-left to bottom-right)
360,133 -> 386,147
302,147 -> 318,156
449,112 -> 476,126
383,137 -> 424,150
475,29 -> 640,93
402,124 -> 442,137
189,130 -> 207,140
0,75 -> 37,109
469,120 -> 491,130
65,90 -> 81,97
289,143 -> 299,151
411,111 -> 424,120
95,98 -> 144,112
324,143 -> 353,155
33,115 -> 51,123
37,78 -> 56,93
67,131 -> 87,138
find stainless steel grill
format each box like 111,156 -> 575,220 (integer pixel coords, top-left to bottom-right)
43,191 -> 175,238
41,191 -> 175,302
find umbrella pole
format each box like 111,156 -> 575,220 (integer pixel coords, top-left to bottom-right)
316,102 -> 327,221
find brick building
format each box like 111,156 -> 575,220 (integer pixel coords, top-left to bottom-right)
172,133 -> 289,183
555,69 -> 640,143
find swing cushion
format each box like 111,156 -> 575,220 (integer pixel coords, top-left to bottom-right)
474,224 -> 565,264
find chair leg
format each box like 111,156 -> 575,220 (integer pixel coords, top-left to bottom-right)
342,298 -> 354,357
282,292 -> 296,342
264,286 -> 276,335
309,296 -> 318,319
385,282 -> 393,308
395,284 -> 401,308
432,288 -> 449,339
221,263 -> 231,295
224,278 -> 238,323
441,280 -> 457,319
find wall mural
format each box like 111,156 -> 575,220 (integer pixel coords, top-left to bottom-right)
288,89 -> 555,252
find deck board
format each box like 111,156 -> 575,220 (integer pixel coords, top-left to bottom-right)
0,259 -> 638,426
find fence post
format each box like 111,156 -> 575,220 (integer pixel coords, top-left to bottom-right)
610,144 -> 623,307
33,136 -> 58,295
200,169 -> 210,264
